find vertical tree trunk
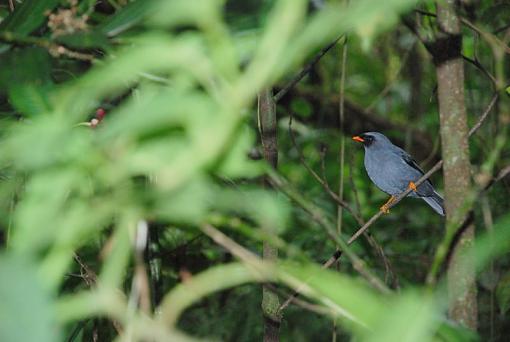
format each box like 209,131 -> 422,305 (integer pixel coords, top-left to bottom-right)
434,0 -> 477,330
258,89 -> 281,342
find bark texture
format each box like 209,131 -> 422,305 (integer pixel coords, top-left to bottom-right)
435,0 -> 477,330
258,89 -> 281,342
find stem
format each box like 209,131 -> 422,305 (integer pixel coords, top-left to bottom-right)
258,89 -> 281,342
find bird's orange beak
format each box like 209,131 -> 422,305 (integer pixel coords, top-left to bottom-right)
352,136 -> 364,143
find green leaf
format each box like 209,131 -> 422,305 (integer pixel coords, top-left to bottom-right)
0,47 -> 52,93
158,262 -> 266,326
216,124 -> 265,178
0,254 -> 61,342
0,0 -> 60,36
55,31 -> 110,49
98,0 -> 156,37
365,292 -> 438,342
212,188 -> 289,232
8,84 -> 52,117
281,261 -> 384,329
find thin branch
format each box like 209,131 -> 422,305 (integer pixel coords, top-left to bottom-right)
403,14 -> 497,86
267,169 -> 390,295
202,224 -> 336,317
0,31 -> 96,62
468,93 -> 498,136
288,115 -> 364,226
72,253 -> 123,335
274,35 -> 344,102
264,283 -> 335,316
337,36 -> 348,236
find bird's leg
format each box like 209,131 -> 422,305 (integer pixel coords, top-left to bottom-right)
408,181 -> 417,192
380,195 -> 396,214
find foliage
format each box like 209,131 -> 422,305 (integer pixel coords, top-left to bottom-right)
0,0 -> 508,341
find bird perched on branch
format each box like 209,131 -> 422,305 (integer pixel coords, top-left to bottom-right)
352,132 -> 445,216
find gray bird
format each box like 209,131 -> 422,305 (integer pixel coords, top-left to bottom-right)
352,132 -> 445,216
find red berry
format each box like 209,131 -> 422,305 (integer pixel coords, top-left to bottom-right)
96,108 -> 106,120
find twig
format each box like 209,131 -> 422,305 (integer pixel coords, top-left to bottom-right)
73,253 -> 98,287
0,31 -> 96,62
288,115 -> 364,226
481,195 -> 495,342
337,36 -> 348,237
334,40 -> 347,334
264,283 -> 335,316
274,35 -> 344,102
468,93 -> 498,136
414,8 -> 506,50
72,253 -> 123,335
267,170 -> 391,296
403,14 -> 497,86
348,150 -> 362,215
202,225 -> 337,317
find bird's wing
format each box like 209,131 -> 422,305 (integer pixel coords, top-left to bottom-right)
399,150 -> 425,175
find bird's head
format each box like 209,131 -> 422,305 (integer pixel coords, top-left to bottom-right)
352,132 -> 391,149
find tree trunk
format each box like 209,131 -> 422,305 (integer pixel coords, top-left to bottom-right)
434,0 -> 477,330
258,89 -> 281,342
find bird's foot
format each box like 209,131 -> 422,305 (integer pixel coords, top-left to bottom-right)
408,181 -> 417,192
380,195 -> 396,214
380,204 -> 390,214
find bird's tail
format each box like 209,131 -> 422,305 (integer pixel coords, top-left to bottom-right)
422,191 -> 445,216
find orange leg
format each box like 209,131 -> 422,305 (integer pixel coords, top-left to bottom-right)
380,195 -> 396,214
409,181 -> 417,192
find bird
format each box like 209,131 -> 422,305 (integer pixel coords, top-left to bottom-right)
352,132 -> 445,216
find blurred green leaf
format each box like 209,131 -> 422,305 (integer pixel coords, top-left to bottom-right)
98,0 -> 156,37
55,31 -> 110,49
212,188 -> 290,232
0,254 -> 61,342
8,84 -> 52,117
216,125 -> 265,178
365,292 -> 438,342
0,47 -> 52,93
158,262 -> 266,326
0,0 -> 59,36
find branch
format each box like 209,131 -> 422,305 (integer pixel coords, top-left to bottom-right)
273,35 -> 344,102
403,13 -> 498,87
267,169 -> 390,295
0,31 -> 96,62
288,115 -> 364,226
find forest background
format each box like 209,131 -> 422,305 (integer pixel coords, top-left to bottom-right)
0,0 -> 509,341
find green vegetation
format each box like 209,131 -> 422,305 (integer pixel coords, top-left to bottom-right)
0,0 -> 508,341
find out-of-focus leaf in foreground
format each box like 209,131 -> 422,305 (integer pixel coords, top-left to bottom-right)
0,254 -> 61,342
